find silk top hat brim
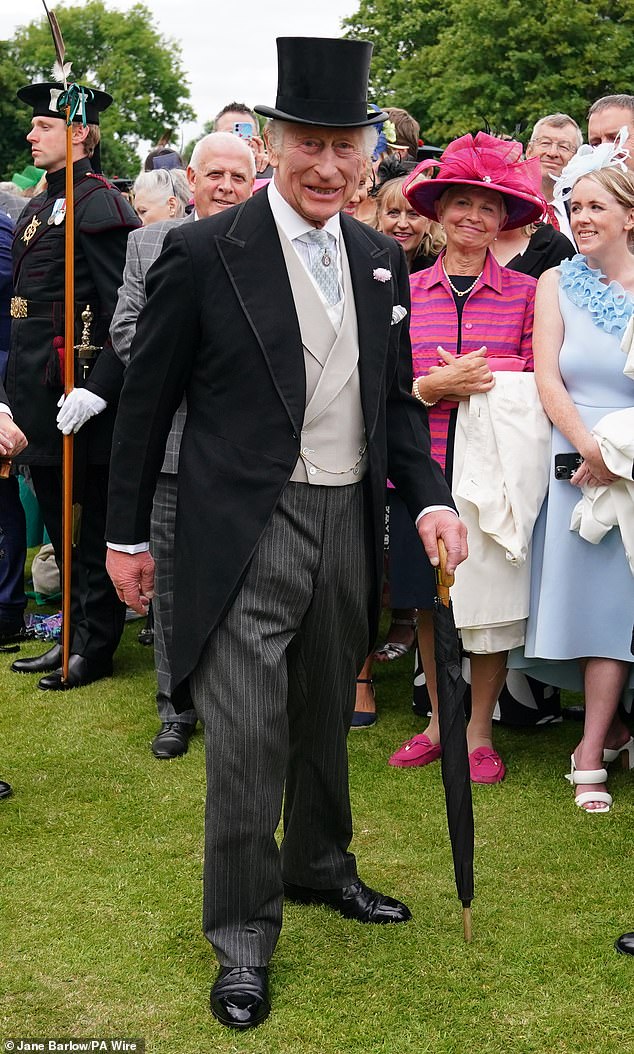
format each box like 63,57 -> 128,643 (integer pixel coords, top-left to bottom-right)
17,82 -> 113,124
255,37 -> 387,128
403,132 -> 546,231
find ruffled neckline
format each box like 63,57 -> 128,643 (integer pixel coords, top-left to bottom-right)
560,254 -> 634,336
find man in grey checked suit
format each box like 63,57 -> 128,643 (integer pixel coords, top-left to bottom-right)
110,132 -> 255,758
106,38 -> 467,1030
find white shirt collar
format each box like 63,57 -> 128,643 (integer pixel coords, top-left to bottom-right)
267,177 -> 341,245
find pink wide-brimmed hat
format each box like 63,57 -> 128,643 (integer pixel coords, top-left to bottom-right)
403,132 -> 546,230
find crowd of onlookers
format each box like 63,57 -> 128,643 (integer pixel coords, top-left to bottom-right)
2,38 -> 634,1024
1,87 -> 633,811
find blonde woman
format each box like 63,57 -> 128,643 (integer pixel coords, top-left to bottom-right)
515,137 -> 634,813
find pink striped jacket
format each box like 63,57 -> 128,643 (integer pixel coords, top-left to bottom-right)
409,250 -> 536,470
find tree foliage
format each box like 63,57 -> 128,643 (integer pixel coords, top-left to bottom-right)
2,0 -> 195,179
344,0 -> 634,146
342,0 -> 443,102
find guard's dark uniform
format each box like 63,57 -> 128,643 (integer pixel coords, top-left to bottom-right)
7,157 -> 140,671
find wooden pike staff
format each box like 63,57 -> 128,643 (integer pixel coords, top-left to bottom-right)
42,1 -> 75,684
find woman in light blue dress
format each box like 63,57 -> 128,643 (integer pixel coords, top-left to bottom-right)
521,152 -> 634,813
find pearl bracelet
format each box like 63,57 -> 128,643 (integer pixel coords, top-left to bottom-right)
413,377 -> 437,408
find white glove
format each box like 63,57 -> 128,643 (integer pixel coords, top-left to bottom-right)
56,388 -> 107,434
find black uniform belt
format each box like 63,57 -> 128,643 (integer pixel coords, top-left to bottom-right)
10,297 -> 95,320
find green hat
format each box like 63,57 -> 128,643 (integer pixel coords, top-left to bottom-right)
12,164 -> 46,190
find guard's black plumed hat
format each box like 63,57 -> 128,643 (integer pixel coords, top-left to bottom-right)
17,81 -> 112,124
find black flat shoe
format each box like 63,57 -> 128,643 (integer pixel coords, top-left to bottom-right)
210,966 -> 270,1030
0,780 -> 12,800
151,721 -> 195,759
38,654 -> 112,691
12,643 -> 63,674
283,877 -> 412,924
615,932 -> 634,955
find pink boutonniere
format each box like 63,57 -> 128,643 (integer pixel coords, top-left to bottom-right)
373,267 -> 392,283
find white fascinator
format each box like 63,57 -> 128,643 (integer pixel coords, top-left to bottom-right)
552,126 -> 631,201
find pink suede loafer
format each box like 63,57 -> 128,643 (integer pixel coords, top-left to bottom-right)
469,746 -> 506,784
388,733 -> 442,768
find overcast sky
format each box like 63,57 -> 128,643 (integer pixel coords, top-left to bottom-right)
0,1 -> 361,146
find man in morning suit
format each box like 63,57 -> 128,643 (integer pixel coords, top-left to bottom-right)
6,80 -> 140,690
110,132 -> 255,759
105,38 -> 468,1030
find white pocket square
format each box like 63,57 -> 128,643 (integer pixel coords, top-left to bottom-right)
391,305 -> 408,325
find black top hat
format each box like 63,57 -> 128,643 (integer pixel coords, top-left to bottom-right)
17,82 -> 113,124
255,38 -> 387,128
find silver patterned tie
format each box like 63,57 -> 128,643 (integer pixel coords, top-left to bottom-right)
304,229 -> 340,305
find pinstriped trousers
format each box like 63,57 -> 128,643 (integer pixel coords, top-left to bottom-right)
150,473 -> 196,723
190,481 -> 372,966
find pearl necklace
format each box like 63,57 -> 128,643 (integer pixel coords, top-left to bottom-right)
442,259 -> 483,298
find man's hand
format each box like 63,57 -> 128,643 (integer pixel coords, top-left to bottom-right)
417,511 -> 468,575
106,549 -> 155,615
249,134 -> 269,173
0,413 -> 27,456
56,388 -> 107,434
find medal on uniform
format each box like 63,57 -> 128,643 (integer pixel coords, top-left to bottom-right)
48,198 -> 66,226
21,216 -> 41,244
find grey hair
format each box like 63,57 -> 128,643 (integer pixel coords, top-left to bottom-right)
265,119 -> 378,159
189,131 -> 256,178
530,113 -> 583,149
132,168 -> 191,214
588,94 -> 634,120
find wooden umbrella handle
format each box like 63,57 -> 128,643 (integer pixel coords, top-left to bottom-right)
435,537 -> 454,607
0,458 -> 11,479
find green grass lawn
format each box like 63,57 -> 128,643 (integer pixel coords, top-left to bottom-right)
1,610 -> 633,1054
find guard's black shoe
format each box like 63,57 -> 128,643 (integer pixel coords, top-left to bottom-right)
38,654 -> 112,691
151,722 -> 195,759
210,966 -> 270,1030
283,877 -> 412,923
0,780 -> 12,800
12,643 -> 63,674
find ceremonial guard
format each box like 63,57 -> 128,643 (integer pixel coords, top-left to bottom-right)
6,80 -> 140,689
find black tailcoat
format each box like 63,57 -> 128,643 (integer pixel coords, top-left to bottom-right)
107,190 -> 453,697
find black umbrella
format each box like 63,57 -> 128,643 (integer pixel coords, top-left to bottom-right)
434,540 -> 474,941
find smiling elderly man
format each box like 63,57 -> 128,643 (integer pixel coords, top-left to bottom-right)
110,131 -> 255,761
525,112 -> 583,242
105,37 -> 467,1030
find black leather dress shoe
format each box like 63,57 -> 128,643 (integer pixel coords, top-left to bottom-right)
283,877 -> 412,924
210,966 -> 270,1030
38,654 -> 112,691
615,932 -> 634,955
151,722 -> 195,759
0,617 -> 28,648
11,643 -> 63,674
0,780 -> 12,800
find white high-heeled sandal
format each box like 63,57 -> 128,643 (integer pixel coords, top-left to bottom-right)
564,754 -> 612,813
603,737 -> 634,768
